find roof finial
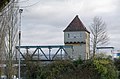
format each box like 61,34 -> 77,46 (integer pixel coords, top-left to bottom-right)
76,15 -> 79,17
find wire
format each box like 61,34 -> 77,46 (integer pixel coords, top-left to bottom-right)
20,0 -> 41,8
1,0 -> 41,11
15,0 -> 30,3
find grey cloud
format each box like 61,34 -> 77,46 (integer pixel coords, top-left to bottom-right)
20,0 -> 120,49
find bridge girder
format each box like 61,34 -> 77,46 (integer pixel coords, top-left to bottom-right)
16,45 -> 73,61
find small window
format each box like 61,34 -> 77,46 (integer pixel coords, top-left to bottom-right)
68,34 -> 70,38
74,36 -> 76,38
80,33 -> 82,37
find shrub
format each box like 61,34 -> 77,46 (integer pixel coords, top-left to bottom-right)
22,58 -> 118,79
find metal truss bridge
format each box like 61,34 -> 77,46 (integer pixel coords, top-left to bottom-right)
16,45 -> 73,61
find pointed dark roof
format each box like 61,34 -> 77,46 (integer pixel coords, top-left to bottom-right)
63,15 -> 90,33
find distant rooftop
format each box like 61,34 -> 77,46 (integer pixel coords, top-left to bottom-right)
63,15 -> 90,33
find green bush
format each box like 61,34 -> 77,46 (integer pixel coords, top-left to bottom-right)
37,60 -> 75,79
22,58 -> 118,79
114,58 -> 120,79
93,58 -> 117,79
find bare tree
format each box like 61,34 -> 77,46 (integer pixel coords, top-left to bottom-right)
0,0 -> 19,78
89,16 -> 109,58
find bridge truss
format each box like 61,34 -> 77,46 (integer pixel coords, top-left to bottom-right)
16,45 -> 73,61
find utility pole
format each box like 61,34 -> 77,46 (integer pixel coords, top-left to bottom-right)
19,9 -> 23,79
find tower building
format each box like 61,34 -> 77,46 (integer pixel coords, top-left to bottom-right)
63,15 -> 90,60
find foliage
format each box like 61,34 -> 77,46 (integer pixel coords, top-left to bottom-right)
22,58 -> 118,79
37,60 -> 75,79
114,58 -> 120,71
114,58 -> 120,78
73,58 -> 117,79
93,58 -> 117,79
21,61 -> 40,79
73,56 -> 83,67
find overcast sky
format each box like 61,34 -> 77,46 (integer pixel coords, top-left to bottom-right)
19,0 -> 120,50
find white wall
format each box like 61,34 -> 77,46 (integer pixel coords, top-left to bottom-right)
64,31 -> 86,43
64,31 -> 90,60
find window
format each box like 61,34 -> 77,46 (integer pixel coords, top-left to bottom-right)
69,34 -> 80,38
80,33 -> 82,37
68,34 -> 70,38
